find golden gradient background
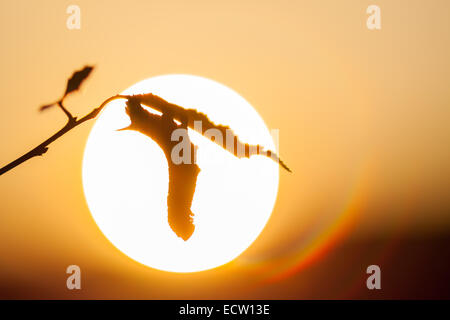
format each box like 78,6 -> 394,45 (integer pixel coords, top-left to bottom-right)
0,0 -> 449,298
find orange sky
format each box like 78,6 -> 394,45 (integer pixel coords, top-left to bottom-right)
0,0 -> 449,298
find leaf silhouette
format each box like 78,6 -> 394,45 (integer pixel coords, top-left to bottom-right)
131,93 -> 292,172
122,98 -> 199,240
39,103 -> 55,112
1,63 -> 293,242
119,95 -> 291,240
38,66 -> 94,113
63,65 -> 94,98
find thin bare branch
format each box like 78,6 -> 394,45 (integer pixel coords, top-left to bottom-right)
0,95 -> 126,176
57,100 -> 76,122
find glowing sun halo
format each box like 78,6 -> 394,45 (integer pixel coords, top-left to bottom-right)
82,75 -> 279,272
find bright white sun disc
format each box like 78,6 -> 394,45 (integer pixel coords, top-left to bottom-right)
82,74 -> 279,272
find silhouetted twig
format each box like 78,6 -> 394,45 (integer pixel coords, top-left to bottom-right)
1,65 -> 291,177
0,95 -> 124,176
0,66 -> 126,176
1,65 -> 293,240
1,66 -> 95,175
